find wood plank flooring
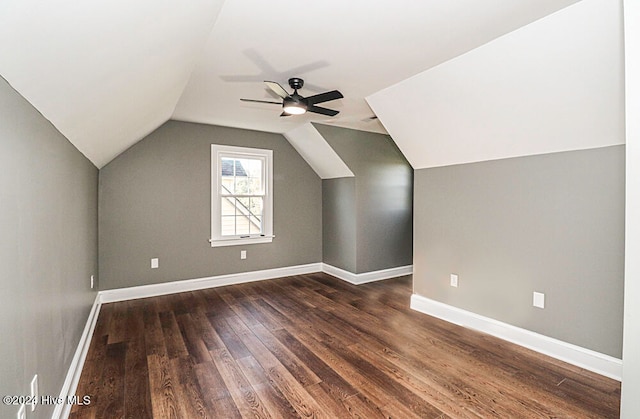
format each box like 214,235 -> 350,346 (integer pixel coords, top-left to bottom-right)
69,273 -> 620,418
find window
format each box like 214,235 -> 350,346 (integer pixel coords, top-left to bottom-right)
210,144 -> 273,247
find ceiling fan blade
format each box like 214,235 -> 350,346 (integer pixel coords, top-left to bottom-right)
307,105 -> 339,117
304,90 -> 343,106
323,115 -> 377,124
280,112 -> 291,117
264,81 -> 290,99
240,98 -> 282,105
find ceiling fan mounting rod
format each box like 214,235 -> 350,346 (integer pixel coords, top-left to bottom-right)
288,77 -> 304,90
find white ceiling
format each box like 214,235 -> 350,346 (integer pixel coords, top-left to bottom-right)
368,0 -> 625,169
0,0 -> 226,167
1,0 -> 582,168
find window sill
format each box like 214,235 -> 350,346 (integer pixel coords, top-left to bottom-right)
209,236 -> 274,248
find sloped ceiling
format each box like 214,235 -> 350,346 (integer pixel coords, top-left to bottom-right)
367,0 -> 625,169
0,0 -> 582,168
0,0 -> 226,168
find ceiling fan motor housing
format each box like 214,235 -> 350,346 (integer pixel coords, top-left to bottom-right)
283,95 -> 307,114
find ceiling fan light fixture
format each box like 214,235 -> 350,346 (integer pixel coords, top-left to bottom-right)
283,104 -> 307,115
283,97 -> 307,115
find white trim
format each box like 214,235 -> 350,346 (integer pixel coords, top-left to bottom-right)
211,144 -> 273,247
99,263 -> 413,303
209,235 -> 273,247
322,263 -> 413,284
410,293 -> 623,381
622,1 -> 640,417
53,294 -> 102,419
99,263 -> 322,303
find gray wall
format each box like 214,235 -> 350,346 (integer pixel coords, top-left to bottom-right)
413,146 -> 625,357
0,77 -> 98,419
99,121 -> 322,289
316,124 -> 413,274
322,177 -> 357,272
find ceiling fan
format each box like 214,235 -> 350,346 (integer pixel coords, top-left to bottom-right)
241,78 -> 343,117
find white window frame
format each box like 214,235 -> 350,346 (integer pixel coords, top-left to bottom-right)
210,144 -> 273,247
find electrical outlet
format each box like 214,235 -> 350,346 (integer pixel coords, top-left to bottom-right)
90,275 -> 95,289
17,404 -> 25,419
151,258 -> 159,269
30,374 -> 38,412
240,250 -> 247,260
450,274 -> 459,287
533,292 -> 545,308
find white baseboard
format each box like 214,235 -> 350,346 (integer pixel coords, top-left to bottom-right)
99,263 -> 413,303
99,263 -> 323,303
53,294 -> 102,419
322,263 -> 413,284
56,262 -> 413,418
410,293 -> 622,381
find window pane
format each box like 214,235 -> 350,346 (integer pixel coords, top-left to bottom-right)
220,158 -> 236,194
236,197 -> 252,235
237,197 -> 250,211
244,158 -> 263,194
221,156 -> 263,196
221,196 -> 235,216
221,214 -> 236,236
248,197 -> 262,234
249,197 -> 263,218
220,197 -> 263,236
234,172 -> 247,195
250,212 -> 262,234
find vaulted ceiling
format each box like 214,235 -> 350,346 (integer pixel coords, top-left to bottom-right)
4,0 -> 620,170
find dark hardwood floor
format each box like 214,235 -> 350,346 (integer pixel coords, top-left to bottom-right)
69,273 -> 620,418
